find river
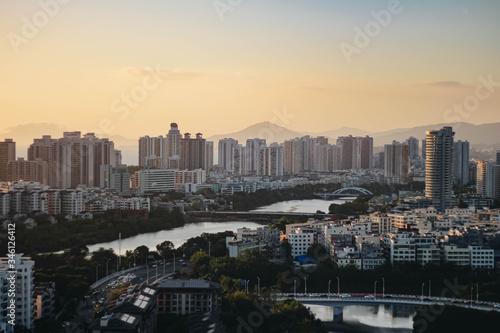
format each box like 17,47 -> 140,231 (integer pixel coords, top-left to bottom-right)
308,304 -> 415,332
88,198 -> 351,253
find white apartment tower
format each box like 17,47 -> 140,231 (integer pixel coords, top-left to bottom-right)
425,127 -> 454,212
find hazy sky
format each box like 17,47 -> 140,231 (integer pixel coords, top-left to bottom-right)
1,0 -> 499,139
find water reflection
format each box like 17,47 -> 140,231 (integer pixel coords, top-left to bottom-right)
251,198 -> 354,214
308,304 -> 416,332
87,221 -> 263,253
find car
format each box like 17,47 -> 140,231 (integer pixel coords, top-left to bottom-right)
152,264 -> 157,268
179,259 -> 184,262
364,295 -> 375,299
166,262 -> 171,266
182,262 -> 186,266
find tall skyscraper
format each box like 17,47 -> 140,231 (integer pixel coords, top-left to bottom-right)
180,133 -> 206,170
406,137 -> 419,160
384,141 -> 409,184
425,127 -> 454,212
453,140 -> 470,186
0,254 -> 34,330
476,161 -> 496,198
218,138 -> 238,172
0,139 -> 16,181
138,135 -> 166,168
359,136 -> 374,169
166,123 -> 182,159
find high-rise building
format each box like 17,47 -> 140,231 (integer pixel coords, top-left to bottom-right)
28,132 -> 116,189
421,139 -> 426,160
257,143 -> 284,176
336,135 -> 373,170
496,151 -> 500,200
100,164 -> 131,196
0,254 -> 34,330
232,144 -> 246,175
0,139 -> 16,181
384,141 -> 409,184
453,140 -> 470,186
8,158 -> 48,184
205,141 -> 214,171
138,136 -> 166,168
476,161 -> 496,198
406,137 -> 419,160
180,133 -> 206,170
166,123 -> 182,159
425,127 -> 454,212
218,138 -> 238,172
246,138 -> 266,173
359,136 -> 374,169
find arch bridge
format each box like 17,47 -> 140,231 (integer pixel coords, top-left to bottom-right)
314,187 -> 373,199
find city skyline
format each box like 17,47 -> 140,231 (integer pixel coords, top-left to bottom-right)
1,0 -> 500,141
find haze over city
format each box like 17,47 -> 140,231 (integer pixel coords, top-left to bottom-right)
1,0 -> 500,141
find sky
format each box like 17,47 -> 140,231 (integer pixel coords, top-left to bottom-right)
1,0 -> 500,142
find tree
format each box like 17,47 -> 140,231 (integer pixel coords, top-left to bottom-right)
90,248 -> 117,264
133,245 -> 150,265
190,251 -> 211,277
156,240 -> 175,259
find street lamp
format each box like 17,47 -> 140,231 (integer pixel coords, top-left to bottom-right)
470,287 -> 473,307
328,280 -> 331,299
294,280 -> 297,298
429,280 -> 431,297
106,258 -> 111,277
96,264 -> 100,282
257,277 -> 260,297
155,260 -> 158,279
209,241 -> 211,256
304,277 -> 307,295
382,278 -> 385,298
173,252 -> 176,272
374,281 -> 377,298
421,283 -> 425,301
476,283 -> 479,302
159,254 -> 166,276
336,277 -> 340,296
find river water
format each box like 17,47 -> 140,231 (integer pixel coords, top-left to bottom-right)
308,304 -> 415,332
88,198 -> 350,253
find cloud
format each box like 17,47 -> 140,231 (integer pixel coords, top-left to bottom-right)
410,81 -> 470,88
115,67 -> 205,80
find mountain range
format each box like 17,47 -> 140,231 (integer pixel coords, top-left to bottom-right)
206,121 -> 500,148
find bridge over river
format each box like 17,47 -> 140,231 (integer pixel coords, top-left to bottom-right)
274,293 -> 500,323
